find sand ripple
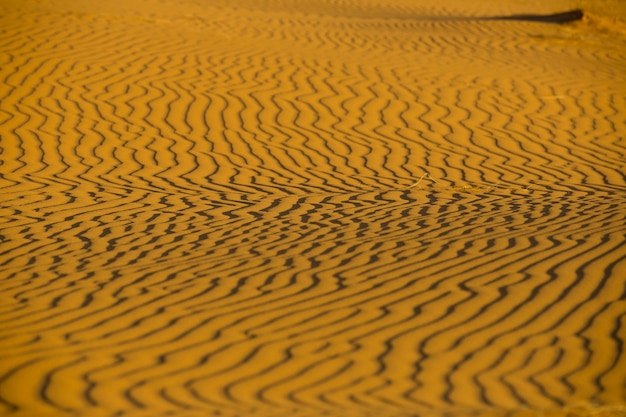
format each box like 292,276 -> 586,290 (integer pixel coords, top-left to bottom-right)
1,0 -> 625,416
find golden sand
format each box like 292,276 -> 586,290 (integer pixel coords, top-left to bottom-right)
0,0 -> 625,416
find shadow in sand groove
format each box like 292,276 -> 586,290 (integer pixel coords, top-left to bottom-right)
404,9 -> 585,24
483,9 -> 584,24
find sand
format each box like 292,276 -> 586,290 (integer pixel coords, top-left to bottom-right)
0,0 -> 625,416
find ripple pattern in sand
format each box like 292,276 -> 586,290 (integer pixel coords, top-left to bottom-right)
1,1 -> 625,416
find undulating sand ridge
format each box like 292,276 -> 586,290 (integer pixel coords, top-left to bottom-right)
1,0 -> 625,416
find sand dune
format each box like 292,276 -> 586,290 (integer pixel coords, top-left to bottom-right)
1,0 -> 625,416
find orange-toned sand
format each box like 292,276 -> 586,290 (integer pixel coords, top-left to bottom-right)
1,0 -> 625,416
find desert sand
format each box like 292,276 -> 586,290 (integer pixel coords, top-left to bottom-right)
0,0 -> 625,416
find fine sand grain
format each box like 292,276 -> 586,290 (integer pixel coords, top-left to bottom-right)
1,0 -> 625,416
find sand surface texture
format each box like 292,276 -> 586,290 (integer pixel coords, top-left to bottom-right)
1,0 -> 625,416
